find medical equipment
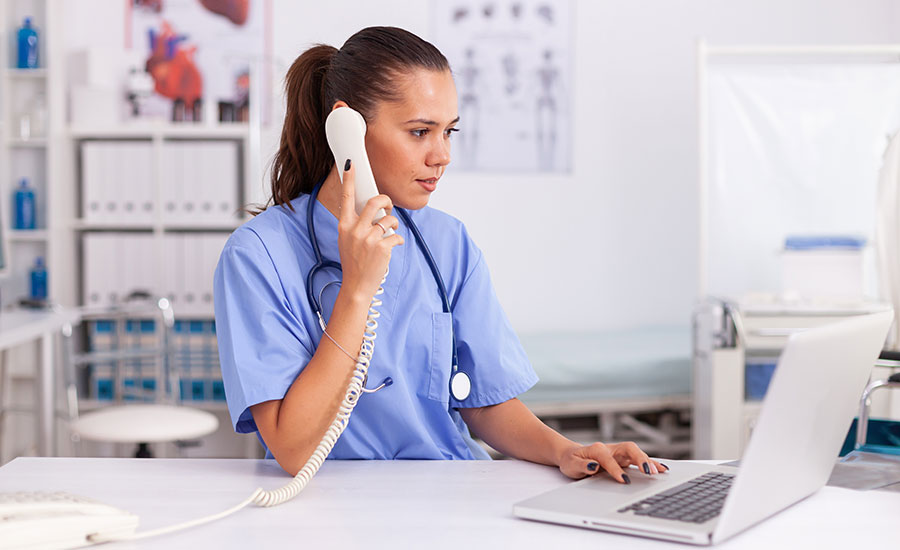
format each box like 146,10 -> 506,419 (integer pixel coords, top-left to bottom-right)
87,106 -> 469,546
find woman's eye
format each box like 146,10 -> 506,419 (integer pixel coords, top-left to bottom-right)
445,128 -> 460,138
411,129 -> 428,137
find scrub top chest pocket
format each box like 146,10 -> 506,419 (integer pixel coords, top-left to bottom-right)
428,312 -> 454,403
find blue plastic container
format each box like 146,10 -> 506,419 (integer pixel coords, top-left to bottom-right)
745,362 -> 777,400
16,17 -> 39,69
29,257 -> 47,300
13,179 -> 36,230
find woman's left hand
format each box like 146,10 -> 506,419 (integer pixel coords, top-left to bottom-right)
557,441 -> 669,482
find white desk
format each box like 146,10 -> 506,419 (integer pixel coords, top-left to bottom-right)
1,457 -> 897,549
0,308 -> 79,456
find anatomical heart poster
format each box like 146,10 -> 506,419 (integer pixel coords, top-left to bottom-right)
129,0 -> 269,123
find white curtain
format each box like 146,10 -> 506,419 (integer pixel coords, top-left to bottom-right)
706,64 -> 900,302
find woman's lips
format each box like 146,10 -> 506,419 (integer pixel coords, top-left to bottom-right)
416,177 -> 438,192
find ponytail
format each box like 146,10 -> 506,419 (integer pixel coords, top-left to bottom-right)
266,44 -> 336,212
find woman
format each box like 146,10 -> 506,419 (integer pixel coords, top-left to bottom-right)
214,26 -> 667,482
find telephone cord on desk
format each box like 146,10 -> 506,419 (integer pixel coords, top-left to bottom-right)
90,273 -> 387,544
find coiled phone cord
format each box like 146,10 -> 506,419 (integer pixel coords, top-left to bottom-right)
251,272 -> 385,507
91,274 -> 387,544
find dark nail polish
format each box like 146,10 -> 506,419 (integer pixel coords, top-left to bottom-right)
587,462 -> 598,472
643,462 -> 651,475
661,462 -> 670,471
344,159 -> 351,171
622,474 -> 631,484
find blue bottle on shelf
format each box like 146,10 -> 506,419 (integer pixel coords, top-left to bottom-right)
13,178 -> 36,230
16,17 -> 39,69
30,257 -> 48,300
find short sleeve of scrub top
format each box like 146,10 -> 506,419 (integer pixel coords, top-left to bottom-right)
214,227 -> 315,435
214,197 -> 538,460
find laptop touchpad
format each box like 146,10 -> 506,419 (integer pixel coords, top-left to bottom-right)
575,469 -> 682,495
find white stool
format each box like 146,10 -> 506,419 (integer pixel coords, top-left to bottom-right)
71,404 -> 218,445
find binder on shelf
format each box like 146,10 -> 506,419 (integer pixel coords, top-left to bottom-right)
106,142 -> 125,224
121,233 -> 157,299
80,142 -> 102,221
83,233 -> 117,308
163,233 -> 186,311
201,233 -> 228,310
198,143 -> 215,222
181,235 -> 202,314
161,142 -> 183,223
119,143 -> 136,222
129,141 -> 155,224
208,141 -> 240,223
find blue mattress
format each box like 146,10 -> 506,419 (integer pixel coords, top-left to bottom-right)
516,326 -> 692,405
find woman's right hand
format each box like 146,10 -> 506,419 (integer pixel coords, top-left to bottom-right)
337,159 -> 404,302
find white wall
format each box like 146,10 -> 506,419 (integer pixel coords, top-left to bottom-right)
66,0 -> 900,332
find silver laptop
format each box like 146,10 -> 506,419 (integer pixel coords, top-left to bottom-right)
514,310 -> 893,545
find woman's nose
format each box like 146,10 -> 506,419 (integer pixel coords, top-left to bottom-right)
427,136 -> 451,167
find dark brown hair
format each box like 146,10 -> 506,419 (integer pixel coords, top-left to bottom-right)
262,26 -> 450,212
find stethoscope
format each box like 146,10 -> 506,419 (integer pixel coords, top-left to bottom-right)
304,179 -> 472,402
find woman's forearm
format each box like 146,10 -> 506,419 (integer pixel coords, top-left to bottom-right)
251,288 -> 373,475
459,398 -> 577,466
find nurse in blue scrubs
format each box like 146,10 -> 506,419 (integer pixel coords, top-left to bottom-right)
214,26 -> 667,483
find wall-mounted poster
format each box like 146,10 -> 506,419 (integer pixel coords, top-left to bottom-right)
128,0 -> 269,123
431,0 -> 573,173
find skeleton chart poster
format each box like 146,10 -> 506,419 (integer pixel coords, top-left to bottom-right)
431,0 -> 573,173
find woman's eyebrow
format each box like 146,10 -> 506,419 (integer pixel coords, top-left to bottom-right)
404,116 -> 461,126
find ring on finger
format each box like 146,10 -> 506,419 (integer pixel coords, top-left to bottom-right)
375,222 -> 388,234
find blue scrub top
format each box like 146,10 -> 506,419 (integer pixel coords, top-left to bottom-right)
213,193 -> 538,460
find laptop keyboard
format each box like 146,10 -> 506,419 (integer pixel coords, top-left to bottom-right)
617,471 -> 735,524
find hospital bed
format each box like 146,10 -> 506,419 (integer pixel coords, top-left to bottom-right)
515,326 -> 692,458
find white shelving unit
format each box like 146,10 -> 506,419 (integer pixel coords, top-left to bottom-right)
0,0 -> 267,460
0,0 -> 71,461
0,0 -> 63,308
69,125 -> 252,318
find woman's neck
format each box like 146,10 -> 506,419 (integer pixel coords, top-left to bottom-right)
317,165 -> 343,219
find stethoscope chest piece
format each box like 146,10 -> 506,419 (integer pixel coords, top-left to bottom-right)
450,371 -> 471,401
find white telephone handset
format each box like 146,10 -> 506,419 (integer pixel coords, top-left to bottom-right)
324,106 -> 394,235
89,107 -> 389,546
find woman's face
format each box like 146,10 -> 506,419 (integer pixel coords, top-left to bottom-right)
363,68 -> 459,210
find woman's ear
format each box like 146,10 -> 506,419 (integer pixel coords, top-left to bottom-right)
331,100 -> 349,111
